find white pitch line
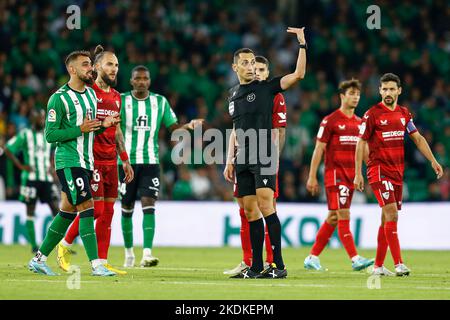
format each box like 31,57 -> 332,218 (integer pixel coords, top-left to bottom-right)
159,281 -> 450,291
3,279 -> 450,291
3,279 -> 103,283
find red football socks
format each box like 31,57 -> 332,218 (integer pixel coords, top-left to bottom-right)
64,214 -> 80,245
375,225 -> 388,267
64,200 -> 104,245
264,224 -> 273,264
310,221 -> 335,256
384,221 -> 403,265
95,201 -> 113,260
337,219 -> 358,259
239,208 -> 252,266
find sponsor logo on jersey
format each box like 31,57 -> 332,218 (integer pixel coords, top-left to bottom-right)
134,115 -> 150,131
228,101 -> 235,116
247,93 -> 256,102
97,109 -> 117,116
47,109 -> 56,122
382,192 -> 390,200
382,131 -> 404,139
380,119 -> 388,125
339,135 -> 358,143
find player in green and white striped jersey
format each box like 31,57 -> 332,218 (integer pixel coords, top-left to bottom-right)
120,65 -> 203,268
4,109 -> 59,253
28,50 -> 120,277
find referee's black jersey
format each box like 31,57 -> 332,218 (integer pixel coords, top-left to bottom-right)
228,76 -> 284,172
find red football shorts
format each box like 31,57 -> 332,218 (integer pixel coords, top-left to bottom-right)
325,185 -> 354,210
370,180 -> 403,210
90,164 -> 119,199
234,173 -> 279,199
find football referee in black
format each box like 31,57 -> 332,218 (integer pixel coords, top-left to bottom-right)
224,27 -> 307,278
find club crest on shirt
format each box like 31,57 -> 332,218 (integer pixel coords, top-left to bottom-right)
247,93 -> 256,102
382,192 -> 390,200
91,184 -> 99,192
400,118 -> 405,126
340,197 -> 347,205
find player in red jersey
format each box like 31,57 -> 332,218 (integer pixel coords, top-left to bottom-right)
304,79 -> 374,271
56,45 -> 134,274
354,73 -> 443,276
223,56 -> 286,276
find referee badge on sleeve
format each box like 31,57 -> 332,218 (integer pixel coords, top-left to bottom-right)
229,101 -> 235,116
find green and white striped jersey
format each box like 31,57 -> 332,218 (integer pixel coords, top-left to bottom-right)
120,91 -> 178,165
45,83 -> 97,171
6,128 -> 54,183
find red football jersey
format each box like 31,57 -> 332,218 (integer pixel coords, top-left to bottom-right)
317,109 -> 362,188
92,82 -> 121,165
272,93 -> 287,128
359,102 -> 418,185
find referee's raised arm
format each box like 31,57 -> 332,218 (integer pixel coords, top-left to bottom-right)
280,27 -> 307,90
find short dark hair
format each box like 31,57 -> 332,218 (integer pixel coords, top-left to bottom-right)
380,73 -> 401,87
233,48 -> 254,63
131,65 -> 150,77
338,78 -> 362,94
255,55 -> 269,68
65,50 -> 91,66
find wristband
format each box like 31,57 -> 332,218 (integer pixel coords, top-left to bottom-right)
119,151 -> 129,162
299,42 -> 308,50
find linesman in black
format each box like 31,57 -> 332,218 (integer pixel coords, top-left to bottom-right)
224,27 -> 307,278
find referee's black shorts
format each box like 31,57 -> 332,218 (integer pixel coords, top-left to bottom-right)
235,165 -> 276,197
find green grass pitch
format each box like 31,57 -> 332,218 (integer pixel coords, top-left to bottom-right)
0,245 -> 449,300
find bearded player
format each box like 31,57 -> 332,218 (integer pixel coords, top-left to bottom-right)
223,55 -> 286,276
303,79 -> 374,271
57,45 -> 134,275
354,73 -> 443,276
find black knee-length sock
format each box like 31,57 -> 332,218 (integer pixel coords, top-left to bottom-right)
249,218 -> 265,273
265,213 -> 285,269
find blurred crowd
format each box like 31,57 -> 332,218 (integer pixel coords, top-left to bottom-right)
0,0 -> 449,202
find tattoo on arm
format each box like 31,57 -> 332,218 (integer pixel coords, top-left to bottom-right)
115,126 -> 126,153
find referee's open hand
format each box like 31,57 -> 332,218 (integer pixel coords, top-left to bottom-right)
223,163 -> 235,183
287,27 -> 306,44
